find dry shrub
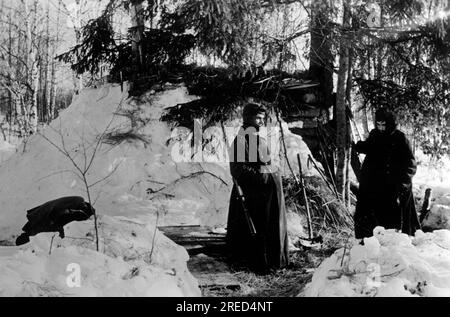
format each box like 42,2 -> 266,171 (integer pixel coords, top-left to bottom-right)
283,175 -> 354,233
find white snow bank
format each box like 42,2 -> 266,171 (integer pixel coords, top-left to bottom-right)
0,84 -> 204,296
422,205 -> 450,231
303,227 -> 450,297
0,214 -> 200,297
0,84 -> 206,240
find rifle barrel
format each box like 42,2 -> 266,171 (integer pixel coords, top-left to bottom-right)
232,178 -> 257,236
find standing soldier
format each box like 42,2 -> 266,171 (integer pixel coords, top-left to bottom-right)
226,103 -> 289,274
353,108 -> 420,239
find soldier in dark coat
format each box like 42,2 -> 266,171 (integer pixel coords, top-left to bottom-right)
353,109 -> 420,239
16,196 -> 95,246
226,103 -> 289,274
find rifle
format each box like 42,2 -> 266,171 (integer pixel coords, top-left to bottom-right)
232,176 -> 270,274
232,177 -> 257,237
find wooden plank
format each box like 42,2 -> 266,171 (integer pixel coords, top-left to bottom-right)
289,109 -> 321,118
196,273 -> 242,289
158,225 -> 226,247
287,119 -> 318,129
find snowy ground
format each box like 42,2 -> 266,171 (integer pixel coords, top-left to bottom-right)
0,215 -> 199,296
302,228 -> 450,297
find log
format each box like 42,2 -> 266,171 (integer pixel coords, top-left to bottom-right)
158,225 -> 226,247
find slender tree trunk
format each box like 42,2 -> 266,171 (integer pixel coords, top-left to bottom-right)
376,7 -> 384,79
346,46 -> 355,206
15,23 -> 22,133
309,0 -> 334,116
41,2 -> 50,123
362,105 -> 369,136
24,0 -> 39,134
31,55 -> 39,133
130,0 -> 145,94
335,0 -> 351,199
7,4 -> 13,139
50,1 -> 61,120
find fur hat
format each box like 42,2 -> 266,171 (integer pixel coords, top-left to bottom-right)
375,108 -> 397,132
243,103 -> 267,123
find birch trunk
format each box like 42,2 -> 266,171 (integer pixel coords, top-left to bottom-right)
335,0 -> 351,199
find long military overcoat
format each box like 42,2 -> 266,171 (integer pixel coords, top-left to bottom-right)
354,128 -> 420,239
226,126 -> 289,273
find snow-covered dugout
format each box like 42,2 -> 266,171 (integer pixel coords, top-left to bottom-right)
0,82 -> 313,296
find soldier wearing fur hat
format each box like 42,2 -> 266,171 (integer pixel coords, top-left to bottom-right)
226,103 -> 289,274
353,108 -> 420,239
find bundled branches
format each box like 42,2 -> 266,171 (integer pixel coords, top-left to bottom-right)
161,65 -> 312,129
283,175 -> 354,231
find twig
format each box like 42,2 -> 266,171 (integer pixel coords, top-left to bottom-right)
148,212 -> 160,263
147,170 -> 229,198
35,169 -> 81,183
64,236 -> 95,242
340,235 -> 351,267
39,105 -> 124,252
49,234 -> 56,255
89,159 -> 124,188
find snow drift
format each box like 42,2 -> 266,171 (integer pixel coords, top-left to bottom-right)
0,84 -> 206,296
0,214 -> 198,296
303,227 -> 450,297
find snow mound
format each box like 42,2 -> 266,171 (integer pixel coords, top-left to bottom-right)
0,214 -> 200,297
0,83 -> 204,296
302,227 -> 450,297
422,205 -> 450,231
